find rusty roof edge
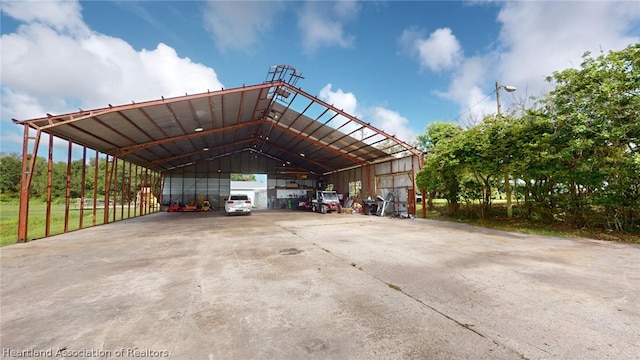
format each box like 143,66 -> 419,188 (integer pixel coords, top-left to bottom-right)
279,82 -> 423,157
11,81 -> 286,125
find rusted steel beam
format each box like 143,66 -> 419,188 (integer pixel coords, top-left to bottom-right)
17,126 -> 41,242
207,95 -> 217,132
45,134 -> 54,237
143,168 -> 149,215
136,107 -> 176,159
133,163 -> 139,216
64,140 -> 72,233
112,157 -> 118,223
233,87 -> 245,144
260,141 -> 333,173
268,120 -> 365,167
146,138 -> 256,167
103,155 -> 112,224
79,145 -> 87,229
165,102 -> 199,152
113,120 -> 269,156
281,106 -> 332,152
410,156 -> 416,216
11,82 -> 282,128
120,158 -> 126,220
92,150 -> 99,226
262,92 -> 301,146
280,82 -> 423,157
127,161 -> 132,219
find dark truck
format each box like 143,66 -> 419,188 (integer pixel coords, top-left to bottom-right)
311,190 -> 341,214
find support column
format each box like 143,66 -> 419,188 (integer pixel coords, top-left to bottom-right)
63,140 -> 72,233
79,146 -> 87,229
17,127 -> 41,243
92,150 -> 99,226
45,135 -> 54,237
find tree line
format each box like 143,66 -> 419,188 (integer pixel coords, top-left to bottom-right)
0,155 -> 159,204
416,44 -> 639,232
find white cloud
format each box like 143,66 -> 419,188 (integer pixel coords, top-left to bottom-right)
0,0 -> 224,151
298,1 -> 359,54
368,107 -> 416,143
0,0 -> 88,35
318,84 -> 416,143
203,1 -> 285,53
497,1 -> 640,88
400,27 -> 462,72
319,84 -> 359,116
439,1 -> 640,124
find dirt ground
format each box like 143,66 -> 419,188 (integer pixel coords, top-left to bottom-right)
1,210 -> 638,359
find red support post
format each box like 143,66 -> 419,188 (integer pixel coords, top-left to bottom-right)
64,140 -> 72,233
92,150 -> 99,226
17,127 -> 41,243
120,158 -> 125,220
45,135 -> 54,237
112,157 -> 118,223
103,155 -> 111,224
127,162 -> 132,219
79,146 -> 87,229
133,164 -> 139,216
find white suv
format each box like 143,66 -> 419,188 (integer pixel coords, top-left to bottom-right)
225,194 -> 252,215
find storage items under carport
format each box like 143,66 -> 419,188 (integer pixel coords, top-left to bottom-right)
267,187 -> 314,209
361,199 -> 378,215
359,193 -> 396,216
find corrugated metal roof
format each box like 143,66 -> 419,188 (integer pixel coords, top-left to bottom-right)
13,71 -> 422,175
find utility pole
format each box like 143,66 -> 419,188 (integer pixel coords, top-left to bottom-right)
496,81 -> 516,218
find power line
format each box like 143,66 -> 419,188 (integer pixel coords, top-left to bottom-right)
454,91 -> 494,123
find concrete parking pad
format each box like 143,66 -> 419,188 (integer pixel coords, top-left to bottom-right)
1,211 -> 638,359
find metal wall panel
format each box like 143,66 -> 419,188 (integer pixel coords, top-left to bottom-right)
162,174 -> 230,210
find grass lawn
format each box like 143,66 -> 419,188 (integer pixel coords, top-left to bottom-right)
0,201 -> 153,247
415,203 -> 640,244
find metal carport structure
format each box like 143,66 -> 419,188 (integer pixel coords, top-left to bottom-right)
12,65 -> 424,243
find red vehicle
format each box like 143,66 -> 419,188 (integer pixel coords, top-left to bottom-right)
167,202 -> 182,212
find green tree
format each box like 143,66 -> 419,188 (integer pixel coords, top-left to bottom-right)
231,173 -> 257,181
416,122 -> 463,213
0,154 -> 22,196
541,43 -> 640,229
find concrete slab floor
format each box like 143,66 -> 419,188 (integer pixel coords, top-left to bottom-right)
1,210 -> 638,359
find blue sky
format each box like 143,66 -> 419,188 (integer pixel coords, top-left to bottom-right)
1,0 -> 639,155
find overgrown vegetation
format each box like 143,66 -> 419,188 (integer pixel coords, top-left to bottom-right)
416,44 -> 639,237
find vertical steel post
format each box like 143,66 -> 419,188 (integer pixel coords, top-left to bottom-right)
45,135 -> 54,237
127,161 -> 132,218
120,158 -> 125,220
17,127 -> 41,242
103,155 -> 111,224
79,145 -> 87,229
64,140 -> 72,233
143,167 -> 149,215
134,164 -> 139,216
92,150 -> 99,226
112,157 -> 118,223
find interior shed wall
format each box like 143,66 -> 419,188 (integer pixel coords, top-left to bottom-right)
161,152 -> 319,210
325,155 -> 420,216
